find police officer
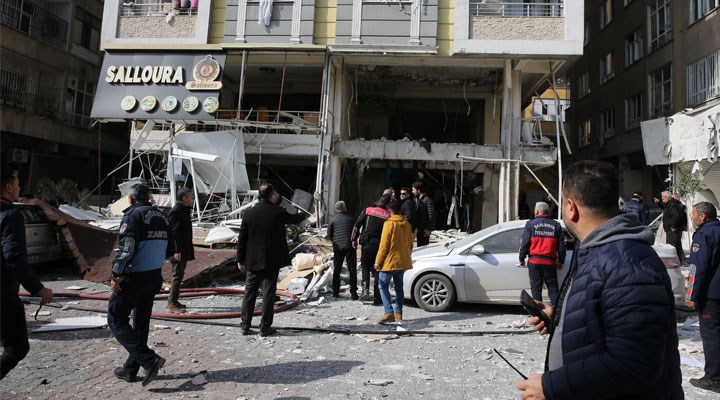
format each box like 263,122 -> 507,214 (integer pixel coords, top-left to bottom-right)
685,201 -> 720,393
108,184 -> 174,387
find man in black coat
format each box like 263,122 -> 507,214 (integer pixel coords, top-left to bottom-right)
657,191 -> 687,263
327,200 -> 357,299
236,184 -> 306,337
167,188 -> 195,313
412,182 -> 435,246
1,169 -> 53,379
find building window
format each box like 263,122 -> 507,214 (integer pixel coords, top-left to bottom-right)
73,7 -> 100,53
625,93 -> 643,129
690,0 -> 719,23
649,0 -> 672,51
600,0 -> 613,29
650,64 -> 672,118
579,119 -> 591,147
600,52 -> 614,83
65,76 -> 94,129
0,69 -> 26,110
625,29 -> 643,67
599,108 -> 615,136
579,71 -> 591,97
687,49 -> 720,106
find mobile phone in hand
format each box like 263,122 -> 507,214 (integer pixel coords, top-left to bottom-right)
520,290 -> 552,330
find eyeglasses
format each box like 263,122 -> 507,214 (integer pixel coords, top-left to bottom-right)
400,192 -> 408,196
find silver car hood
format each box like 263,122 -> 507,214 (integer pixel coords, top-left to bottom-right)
412,244 -> 452,260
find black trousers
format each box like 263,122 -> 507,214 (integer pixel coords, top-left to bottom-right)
241,267 -> 279,332
528,261 -> 559,306
332,246 -> 357,296
417,230 -> 430,247
168,260 -> 187,305
700,298 -> 720,381
1,294 -> 30,380
107,269 -> 163,375
361,247 -> 381,301
666,230 -> 685,264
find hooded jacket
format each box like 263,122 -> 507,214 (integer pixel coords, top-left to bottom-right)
542,213 -> 682,400
374,214 -> 413,272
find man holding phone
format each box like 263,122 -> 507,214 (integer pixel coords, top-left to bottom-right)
518,161 -> 682,400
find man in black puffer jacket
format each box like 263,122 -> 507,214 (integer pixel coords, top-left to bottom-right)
327,200 -> 357,300
518,161 -> 682,400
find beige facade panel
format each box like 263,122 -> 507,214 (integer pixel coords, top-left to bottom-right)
471,16 -> 564,41
118,15 -> 197,39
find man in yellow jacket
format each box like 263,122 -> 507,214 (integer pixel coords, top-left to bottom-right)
374,199 -> 414,324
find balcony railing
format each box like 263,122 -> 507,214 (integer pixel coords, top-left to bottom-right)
0,0 -> 68,48
470,1 -> 564,17
120,1 -> 198,17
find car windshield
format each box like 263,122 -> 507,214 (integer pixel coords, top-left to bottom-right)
444,224 -> 506,249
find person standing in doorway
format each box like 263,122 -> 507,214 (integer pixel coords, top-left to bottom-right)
374,200 -> 413,324
327,200 -> 358,300
352,194 -> 391,304
108,184 -> 173,386
518,201 -> 566,306
685,201 -> 720,393
412,182 -> 434,247
1,169 -> 53,380
167,188 -> 195,313
237,184 -> 307,337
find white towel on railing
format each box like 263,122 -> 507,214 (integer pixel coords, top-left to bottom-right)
258,0 -> 274,26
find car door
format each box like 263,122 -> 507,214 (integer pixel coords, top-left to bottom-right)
462,227 -> 530,302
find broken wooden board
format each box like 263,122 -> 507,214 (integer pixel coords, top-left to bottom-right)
31,316 -> 107,333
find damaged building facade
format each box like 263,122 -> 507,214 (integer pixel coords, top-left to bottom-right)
93,0 -> 583,230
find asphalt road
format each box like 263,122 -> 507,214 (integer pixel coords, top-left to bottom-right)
1,267 -> 714,400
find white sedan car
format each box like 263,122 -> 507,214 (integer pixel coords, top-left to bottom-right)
404,220 -> 685,312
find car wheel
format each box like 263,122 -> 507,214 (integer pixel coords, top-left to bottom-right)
286,225 -> 299,241
413,273 -> 456,312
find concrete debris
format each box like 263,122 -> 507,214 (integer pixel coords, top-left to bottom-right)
357,334 -> 399,343
153,324 -> 171,330
682,317 -> 699,330
29,310 -> 51,317
191,372 -> 208,385
680,356 -> 704,369
678,343 -> 702,354
64,285 -> 86,290
365,379 -> 393,386
511,319 -> 527,328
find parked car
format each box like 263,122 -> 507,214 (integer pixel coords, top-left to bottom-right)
404,219 -> 685,312
14,203 -> 62,265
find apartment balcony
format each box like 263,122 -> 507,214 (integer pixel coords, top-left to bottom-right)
0,0 -> 68,49
223,0 -> 315,45
101,0 -> 212,46
455,0 -> 582,57
332,0 -> 437,53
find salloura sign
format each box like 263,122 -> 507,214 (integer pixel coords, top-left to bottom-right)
91,52 -> 226,121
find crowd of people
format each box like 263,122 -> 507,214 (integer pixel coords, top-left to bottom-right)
2,163 -> 719,396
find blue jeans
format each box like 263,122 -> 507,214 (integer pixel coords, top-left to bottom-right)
107,269 -> 163,375
378,270 -> 405,315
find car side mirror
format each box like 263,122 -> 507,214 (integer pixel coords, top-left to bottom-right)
470,244 -> 485,256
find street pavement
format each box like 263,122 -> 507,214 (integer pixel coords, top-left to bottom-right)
1,268 -> 715,400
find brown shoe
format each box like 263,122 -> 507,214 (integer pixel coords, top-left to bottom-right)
240,327 -> 254,336
167,303 -> 186,314
394,313 -> 402,322
376,313 -> 395,324
259,327 -> 277,337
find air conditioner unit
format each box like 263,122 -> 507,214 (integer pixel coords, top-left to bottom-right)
9,148 -> 29,163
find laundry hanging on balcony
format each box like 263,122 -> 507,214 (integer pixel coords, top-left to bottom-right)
258,0 -> 274,26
